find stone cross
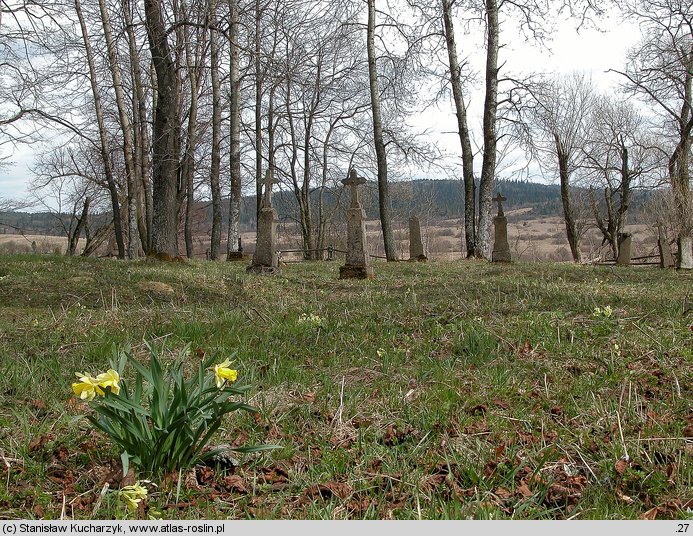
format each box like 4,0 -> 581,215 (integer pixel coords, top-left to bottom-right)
342,168 -> 367,208
248,168 -> 279,274
261,168 -> 277,208
339,167 -> 373,279
493,193 -> 507,217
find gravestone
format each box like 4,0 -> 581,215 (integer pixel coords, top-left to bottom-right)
491,193 -> 511,263
657,223 -> 675,268
678,236 -> 693,270
339,169 -> 374,279
247,169 -> 279,274
616,232 -> 632,266
408,216 -> 427,261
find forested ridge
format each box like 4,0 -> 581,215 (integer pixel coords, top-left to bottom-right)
1,179 -> 653,237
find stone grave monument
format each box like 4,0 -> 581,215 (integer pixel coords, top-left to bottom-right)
408,216 -> 427,261
616,232 -> 632,266
657,223 -> 675,268
247,169 -> 279,274
491,193 -> 511,263
339,168 -> 374,279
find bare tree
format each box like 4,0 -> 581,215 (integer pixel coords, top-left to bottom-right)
366,0 -> 397,261
97,0 -> 140,258
226,0 -> 243,259
525,72 -> 596,262
209,0 -> 222,260
74,0 -> 126,259
582,96 -> 663,258
441,0 -> 476,257
615,0 -> 693,268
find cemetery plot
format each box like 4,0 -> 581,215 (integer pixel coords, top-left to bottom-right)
0,255 -> 690,520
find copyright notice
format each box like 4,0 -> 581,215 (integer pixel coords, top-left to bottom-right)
1,524 -> 224,535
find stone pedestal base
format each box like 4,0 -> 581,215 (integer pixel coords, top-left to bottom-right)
492,250 -> 511,263
492,216 -> 511,263
246,264 -> 281,275
253,206 -> 278,268
227,252 -> 250,262
339,264 -> 374,280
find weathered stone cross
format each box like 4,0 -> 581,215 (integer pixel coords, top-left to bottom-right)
493,193 -> 507,217
342,168 -> 367,208
262,168 -> 276,207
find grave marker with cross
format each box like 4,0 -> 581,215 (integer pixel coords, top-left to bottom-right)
493,193 -> 507,217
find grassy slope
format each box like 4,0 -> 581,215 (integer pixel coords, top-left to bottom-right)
0,254 -> 690,520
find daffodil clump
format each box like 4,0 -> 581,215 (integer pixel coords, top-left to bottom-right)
71,344 -> 274,477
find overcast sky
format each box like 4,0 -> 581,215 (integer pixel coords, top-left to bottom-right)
0,12 -> 641,204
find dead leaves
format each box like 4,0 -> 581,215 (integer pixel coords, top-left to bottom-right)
221,475 -> 248,494
614,458 -> 629,475
305,481 -> 352,501
381,424 -> 419,446
28,433 -> 53,454
638,498 -> 693,520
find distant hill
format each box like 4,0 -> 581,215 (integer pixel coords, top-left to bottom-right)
0,179 -> 651,236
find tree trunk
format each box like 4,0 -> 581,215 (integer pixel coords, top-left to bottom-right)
442,0 -> 475,257
124,0 -> 152,254
227,0 -> 242,258
209,7 -> 222,260
254,0 -> 263,225
367,0 -> 397,261
475,0 -> 499,259
144,0 -> 180,258
672,45 -> 693,268
74,0 -> 125,259
98,0 -> 139,259
556,135 -> 581,263
68,197 -> 90,256
181,13 -> 205,259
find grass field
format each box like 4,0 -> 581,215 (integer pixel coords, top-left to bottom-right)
0,254 -> 691,520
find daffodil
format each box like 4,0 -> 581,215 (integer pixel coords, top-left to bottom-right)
119,482 -> 148,511
72,373 -> 104,401
95,369 -> 121,395
213,360 -> 238,388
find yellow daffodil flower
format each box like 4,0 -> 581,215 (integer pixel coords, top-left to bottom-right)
95,369 -> 121,395
72,373 -> 104,401
213,360 -> 238,388
119,482 -> 148,511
